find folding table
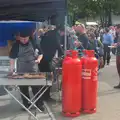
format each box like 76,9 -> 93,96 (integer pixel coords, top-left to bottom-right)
0,74 -> 55,120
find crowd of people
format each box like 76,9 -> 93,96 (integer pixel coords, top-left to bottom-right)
8,21 -> 120,112
32,22 -> 120,89
63,22 -> 117,68
66,22 -> 120,89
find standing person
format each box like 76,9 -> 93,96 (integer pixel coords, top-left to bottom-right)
9,29 -> 44,111
38,25 -> 64,101
74,24 -> 89,49
99,27 -> 104,43
57,27 -> 68,52
88,33 -> 104,68
94,26 -> 99,39
102,28 -> 113,66
88,33 -> 103,53
109,26 -> 116,40
111,27 -> 118,55
58,27 -> 77,51
114,24 -> 120,88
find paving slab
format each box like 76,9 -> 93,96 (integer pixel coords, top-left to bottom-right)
0,55 -> 120,120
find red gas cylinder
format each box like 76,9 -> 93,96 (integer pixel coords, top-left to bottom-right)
62,50 -> 82,117
81,50 -> 87,64
82,50 -> 98,114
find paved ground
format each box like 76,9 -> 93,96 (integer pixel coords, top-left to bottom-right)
0,55 -> 120,120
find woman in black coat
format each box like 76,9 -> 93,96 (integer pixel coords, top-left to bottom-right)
38,28 -> 63,100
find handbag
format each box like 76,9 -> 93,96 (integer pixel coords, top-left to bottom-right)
95,40 -> 104,57
97,47 -> 104,56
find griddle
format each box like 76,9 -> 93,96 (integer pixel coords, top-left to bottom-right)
7,72 -> 46,79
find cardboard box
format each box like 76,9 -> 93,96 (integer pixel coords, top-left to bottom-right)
0,47 -> 9,56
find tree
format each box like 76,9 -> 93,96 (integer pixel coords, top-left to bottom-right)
68,0 -> 101,24
68,0 -> 85,24
68,0 -> 120,26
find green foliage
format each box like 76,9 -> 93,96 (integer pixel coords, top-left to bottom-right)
68,0 -> 120,19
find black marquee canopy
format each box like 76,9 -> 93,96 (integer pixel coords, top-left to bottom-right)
0,0 -> 66,25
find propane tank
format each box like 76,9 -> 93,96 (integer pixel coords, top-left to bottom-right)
62,50 -> 82,117
81,50 -> 87,64
82,50 -> 98,114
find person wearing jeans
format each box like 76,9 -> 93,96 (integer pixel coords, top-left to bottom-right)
102,28 -> 113,66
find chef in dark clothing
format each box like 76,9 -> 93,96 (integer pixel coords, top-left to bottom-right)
9,28 -> 44,111
38,26 -> 64,101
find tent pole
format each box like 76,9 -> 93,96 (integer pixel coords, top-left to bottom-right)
36,22 -> 39,43
64,0 -> 68,55
64,15 -> 67,55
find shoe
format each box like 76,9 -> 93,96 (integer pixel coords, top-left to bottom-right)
107,63 -> 109,65
114,85 -> 120,89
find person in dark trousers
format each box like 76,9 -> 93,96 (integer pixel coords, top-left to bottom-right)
38,26 -> 64,101
102,28 -> 113,66
9,28 -> 44,111
114,24 -> 120,88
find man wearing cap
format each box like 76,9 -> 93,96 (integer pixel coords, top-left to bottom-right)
9,28 -> 44,111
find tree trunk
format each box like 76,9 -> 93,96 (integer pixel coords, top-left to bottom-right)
108,3 -> 112,26
72,12 -> 76,25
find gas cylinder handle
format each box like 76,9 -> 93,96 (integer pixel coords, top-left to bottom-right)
66,50 -> 72,57
86,50 -> 95,57
71,50 -> 78,58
